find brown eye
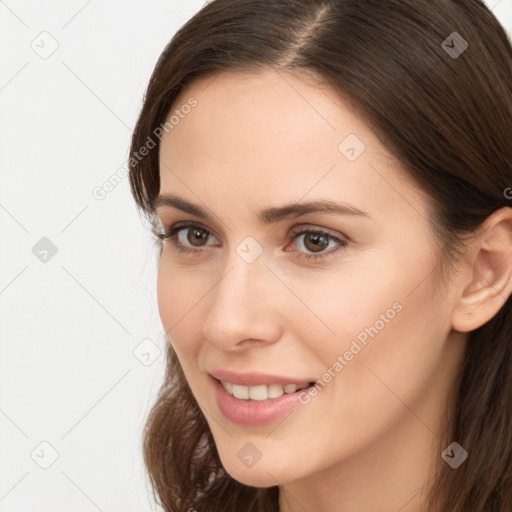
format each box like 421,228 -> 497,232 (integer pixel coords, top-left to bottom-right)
291,228 -> 344,254
161,222 -> 220,256
186,226 -> 210,247
302,232 -> 329,253
287,226 -> 349,262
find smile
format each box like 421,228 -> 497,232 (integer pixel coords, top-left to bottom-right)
220,380 -> 311,401
211,376 -> 316,426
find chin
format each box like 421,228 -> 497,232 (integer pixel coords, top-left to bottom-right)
217,451 -> 297,488
226,467 -> 284,488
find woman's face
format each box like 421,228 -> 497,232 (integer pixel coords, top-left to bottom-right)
155,69 -> 466,488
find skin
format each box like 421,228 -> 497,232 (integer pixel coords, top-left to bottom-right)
155,68 -> 512,512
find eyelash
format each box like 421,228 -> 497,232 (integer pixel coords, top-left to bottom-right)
158,221 -> 348,262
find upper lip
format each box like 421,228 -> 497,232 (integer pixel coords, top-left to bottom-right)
209,369 -> 314,387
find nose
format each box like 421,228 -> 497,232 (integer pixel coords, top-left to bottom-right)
202,247 -> 283,351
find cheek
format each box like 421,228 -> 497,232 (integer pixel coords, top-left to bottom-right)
156,261 -> 207,357
272,259 -> 409,364
295,244 -> 442,353
288,247 -> 447,402
307,260 -> 448,441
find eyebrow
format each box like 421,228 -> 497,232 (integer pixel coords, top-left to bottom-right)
152,194 -> 370,223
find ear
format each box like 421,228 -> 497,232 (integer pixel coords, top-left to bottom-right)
451,207 -> 512,333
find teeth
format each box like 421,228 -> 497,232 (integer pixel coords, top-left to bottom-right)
221,380 -> 309,401
284,384 -> 299,393
232,384 -> 249,400
268,384 -> 284,398
249,385 -> 268,401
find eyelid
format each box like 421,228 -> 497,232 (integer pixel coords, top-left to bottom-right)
157,220 -> 220,243
159,220 -> 350,265
285,226 -> 349,261
288,223 -> 349,243
159,221 -> 218,249
159,220 -> 348,244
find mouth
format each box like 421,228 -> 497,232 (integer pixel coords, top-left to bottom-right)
210,376 -> 316,426
218,379 -> 315,401
207,369 -> 318,425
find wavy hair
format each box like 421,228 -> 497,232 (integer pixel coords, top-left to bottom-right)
128,1 -> 512,510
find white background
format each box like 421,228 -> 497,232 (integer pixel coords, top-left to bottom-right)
1,1 -> 511,511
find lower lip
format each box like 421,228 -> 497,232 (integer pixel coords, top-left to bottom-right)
211,376 -> 311,426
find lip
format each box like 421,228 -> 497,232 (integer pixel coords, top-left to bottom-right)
208,369 -> 313,387
210,375 -> 314,426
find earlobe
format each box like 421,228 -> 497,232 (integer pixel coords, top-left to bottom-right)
451,207 -> 512,333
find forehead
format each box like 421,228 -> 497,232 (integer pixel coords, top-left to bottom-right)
158,69 -> 427,222
161,69 -> 368,169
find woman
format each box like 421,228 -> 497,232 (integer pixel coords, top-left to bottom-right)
128,1 -> 512,511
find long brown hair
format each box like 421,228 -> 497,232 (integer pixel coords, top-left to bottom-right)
128,1 -> 512,510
